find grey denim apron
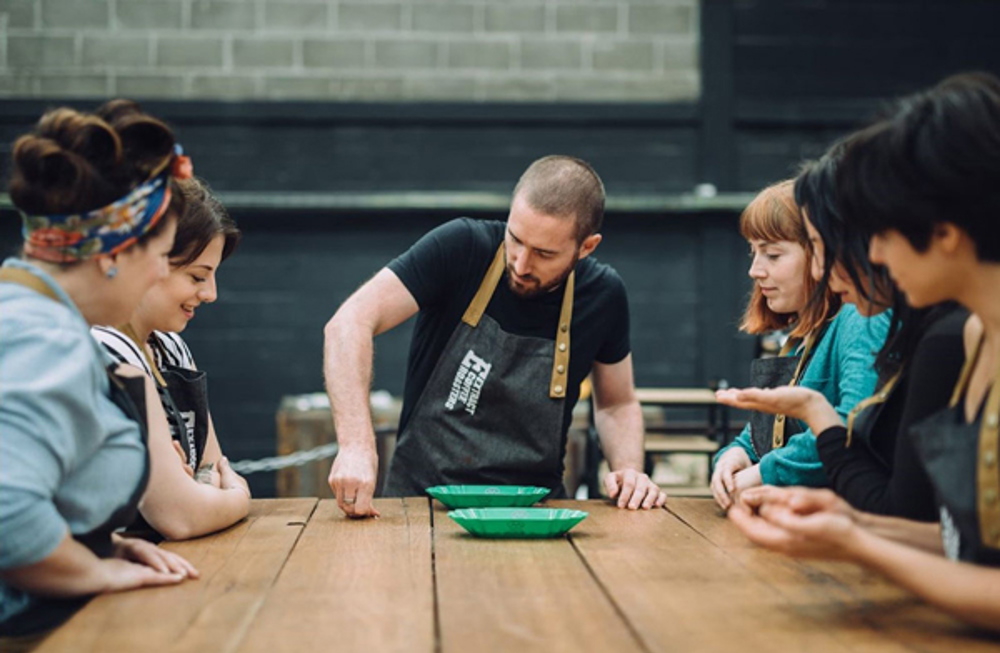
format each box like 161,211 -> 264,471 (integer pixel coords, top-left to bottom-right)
121,324 -> 210,473
911,335 -> 1000,565
748,329 -> 821,458
385,243 -> 574,497
0,269 -> 150,637
843,368 -> 903,455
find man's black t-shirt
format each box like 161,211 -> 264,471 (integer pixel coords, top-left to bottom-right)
386,218 -> 631,442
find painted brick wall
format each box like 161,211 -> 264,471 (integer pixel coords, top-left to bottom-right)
0,0 -> 700,102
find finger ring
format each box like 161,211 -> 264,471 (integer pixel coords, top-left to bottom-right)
343,497 -> 356,505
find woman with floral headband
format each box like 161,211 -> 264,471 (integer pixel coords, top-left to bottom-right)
92,175 -> 251,540
0,100 -> 198,647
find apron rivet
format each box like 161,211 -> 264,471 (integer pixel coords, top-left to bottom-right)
988,415 -> 998,428
560,323 -> 568,332
985,489 -> 998,505
776,415 -> 784,422
557,365 -> 565,374
986,451 -> 997,467
554,385 -> 564,394
558,342 -> 567,352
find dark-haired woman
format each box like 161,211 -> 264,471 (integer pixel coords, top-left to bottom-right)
0,102 -> 197,646
725,72 -> 1000,632
710,180 -> 889,507
92,178 -> 250,540
718,145 -> 967,521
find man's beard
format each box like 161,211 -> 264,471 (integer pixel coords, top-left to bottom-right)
506,253 -> 579,298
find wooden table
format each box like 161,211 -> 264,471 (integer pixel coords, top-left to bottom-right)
37,499 -> 1000,653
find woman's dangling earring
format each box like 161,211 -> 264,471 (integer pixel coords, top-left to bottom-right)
106,266 -> 118,280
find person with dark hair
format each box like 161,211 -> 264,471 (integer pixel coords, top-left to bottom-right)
0,101 -> 198,646
725,71 -> 1000,632
718,144 -> 967,521
711,177 -> 889,506
324,155 -> 666,517
92,177 -> 250,541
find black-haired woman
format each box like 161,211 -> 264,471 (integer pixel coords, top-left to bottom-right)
725,72 -> 1000,633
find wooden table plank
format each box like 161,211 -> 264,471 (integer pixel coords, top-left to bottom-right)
36,499 -> 317,653
567,498 -> 931,653
235,498 -> 434,653
434,499 -> 642,653
666,499 -> 1000,652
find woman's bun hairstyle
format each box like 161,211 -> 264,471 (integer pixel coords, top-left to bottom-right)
9,99 -> 182,231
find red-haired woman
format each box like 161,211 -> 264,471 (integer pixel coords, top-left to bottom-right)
710,179 -> 891,509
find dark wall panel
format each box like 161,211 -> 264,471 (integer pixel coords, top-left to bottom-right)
180,123 -> 699,195
734,127 -> 850,190
733,1 -> 1000,102
0,103 -> 701,197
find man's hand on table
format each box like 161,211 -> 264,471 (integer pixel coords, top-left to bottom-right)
328,446 -> 381,519
604,468 -> 667,509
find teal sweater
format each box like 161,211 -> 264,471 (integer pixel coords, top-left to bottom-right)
716,304 -> 891,487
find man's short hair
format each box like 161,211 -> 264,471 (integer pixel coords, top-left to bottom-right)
512,155 -> 606,242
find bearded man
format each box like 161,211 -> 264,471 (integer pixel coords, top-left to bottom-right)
323,155 -> 666,517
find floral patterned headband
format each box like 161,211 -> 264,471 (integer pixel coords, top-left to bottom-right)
20,144 -> 194,263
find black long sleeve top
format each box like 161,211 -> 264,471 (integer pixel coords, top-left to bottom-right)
816,306 -> 967,521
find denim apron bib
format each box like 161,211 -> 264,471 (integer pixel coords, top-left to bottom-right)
0,268 -> 150,636
911,335 -> 1000,565
120,325 -> 209,474
385,244 -> 574,497
748,328 -> 822,458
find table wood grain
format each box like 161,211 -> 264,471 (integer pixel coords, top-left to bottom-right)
35,498 -> 1000,653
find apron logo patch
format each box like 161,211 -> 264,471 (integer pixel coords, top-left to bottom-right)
168,411 -> 198,471
940,506 -> 960,561
445,349 -> 492,416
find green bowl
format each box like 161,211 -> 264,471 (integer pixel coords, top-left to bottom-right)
448,507 -> 588,539
425,485 -> 551,509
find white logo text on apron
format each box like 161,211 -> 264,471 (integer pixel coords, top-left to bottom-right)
940,506 -> 960,561
445,349 -> 492,416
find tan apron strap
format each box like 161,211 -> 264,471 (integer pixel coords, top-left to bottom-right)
979,343 -> 1000,548
548,270 -> 574,399
773,330 -> 819,449
845,368 -> 903,448
461,244 -> 506,328
0,268 -> 63,304
778,336 -> 800,357
120,323 -> 168,388
949,333 -> 984,409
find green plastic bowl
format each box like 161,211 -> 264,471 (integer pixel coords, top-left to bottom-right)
425,485 -> 551,509
448,507 -> 588,539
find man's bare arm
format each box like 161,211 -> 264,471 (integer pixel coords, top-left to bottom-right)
324,268 -> 419,517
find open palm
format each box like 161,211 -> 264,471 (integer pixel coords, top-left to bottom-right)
716,386 -> 824,421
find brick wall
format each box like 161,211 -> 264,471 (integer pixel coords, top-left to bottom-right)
0,0 -> 700,102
